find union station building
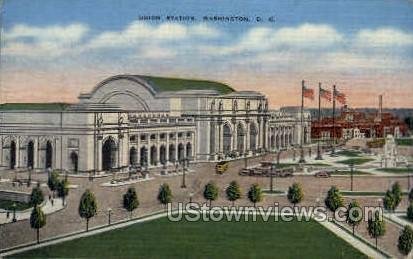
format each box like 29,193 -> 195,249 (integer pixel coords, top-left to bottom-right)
0,75 -> 311,173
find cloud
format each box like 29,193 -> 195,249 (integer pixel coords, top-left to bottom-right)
355,28 -> 413,47
201,23 -> 344,55
86,21 -> 220,49
3,23 -> 89,57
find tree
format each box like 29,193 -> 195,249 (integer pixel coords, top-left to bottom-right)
30,205 -> 46,244
367,211 -> 386,249
398,225 -> 413,256
407,203 -> 413,221
123,187 -> 139,218
57,179 -> 69,206
324,186 -> 344,213
78,189 -> 97,232
383,190 -> 396,212
287,183 -> 304,213
392,182 -> 402,209
247,183 -> 263,207
157,183 -> 172,209
226,181 -> 241,207
47,171 -> 60,194
346,200 -> 362,235
29,184 -> 44,207
383,182 -> 403,212
203,182 -> 218,207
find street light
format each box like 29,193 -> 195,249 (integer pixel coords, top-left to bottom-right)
350,163 -> 354,191
12,202 -> 17,222
270,163 -> 276,193
181,158 -> 187,188
107,208 -> 112,225
189,192 -> 194,203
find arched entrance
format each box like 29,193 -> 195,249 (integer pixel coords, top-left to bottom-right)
249,123 -> 257,151
237,123 -> 245,153
160,145 -> 166,165
140,146 -> 148,166
27,141 -> 34,168
70,151 -> 78,172
186,142 -> 192,158
168,144 -> 176,162
102,137 -> 117,171
223,123 -> 232,154
10,140 -> 16,169
150,146 -> 157,165
129,147 -> 137,166
178,143 -> 185,162
45,141 -> 53,169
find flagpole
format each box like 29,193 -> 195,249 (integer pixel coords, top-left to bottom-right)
299,80 -> 306,163
315,82 -> 323,160
331,85 -> 336,156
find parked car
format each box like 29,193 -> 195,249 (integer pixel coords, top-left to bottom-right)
314,171 -> 331,178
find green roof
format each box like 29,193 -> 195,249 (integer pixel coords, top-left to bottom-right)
141,76 -> 235,94
0,103 -> 69,111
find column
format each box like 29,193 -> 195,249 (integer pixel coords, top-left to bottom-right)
232,121 -> 237,152
246,121 -> 250,153
97,137 -> 102,171
165,132 -> 170,164
15,137 -> 21,168
218,123 -> 224,154
175,133 -> 178,161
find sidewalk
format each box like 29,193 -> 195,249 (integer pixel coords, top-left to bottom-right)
318,219 -> 388,258
0,198 -> 65,224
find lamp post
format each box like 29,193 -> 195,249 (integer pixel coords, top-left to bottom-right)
270,163 -> 276,193
12,202 -> 17,222
107,208 -> 112,225
189,192 -> 194,203
350,163 -> 354,191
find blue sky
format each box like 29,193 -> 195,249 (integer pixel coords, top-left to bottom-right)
1,0 -> 413,107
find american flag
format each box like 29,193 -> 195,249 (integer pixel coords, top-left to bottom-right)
320,88 -> 332,102
303,86 -> 314,100
335,90 -> 346,104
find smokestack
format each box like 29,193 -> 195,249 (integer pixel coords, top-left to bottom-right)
378,95 -> 383,121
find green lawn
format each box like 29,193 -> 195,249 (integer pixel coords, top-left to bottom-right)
306,162 -> 332,167
330,170 -> 371,175
11,217 -> 366,258
337,158 -> 375,165
376,168 -> 411,173
0,199 -> 32,211
396,138 -> 413,146
335,150 -> 362,157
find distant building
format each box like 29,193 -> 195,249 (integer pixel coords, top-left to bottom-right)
311,106 -> 408,141
0,75 -> 310,173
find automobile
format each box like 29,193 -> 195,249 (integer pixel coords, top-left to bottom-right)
314,171 -> 331,178
216,161 -> 229,174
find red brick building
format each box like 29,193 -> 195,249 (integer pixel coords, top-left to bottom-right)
311,108 -> 408,140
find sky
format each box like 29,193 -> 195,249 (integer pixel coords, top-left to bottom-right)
1,0 -> 413,108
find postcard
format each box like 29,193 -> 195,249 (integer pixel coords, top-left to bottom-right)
0,1 -> 412,258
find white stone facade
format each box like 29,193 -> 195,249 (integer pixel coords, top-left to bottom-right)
0,75 -> 310,173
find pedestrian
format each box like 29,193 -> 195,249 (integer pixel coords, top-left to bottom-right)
51,198 -> 54,206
